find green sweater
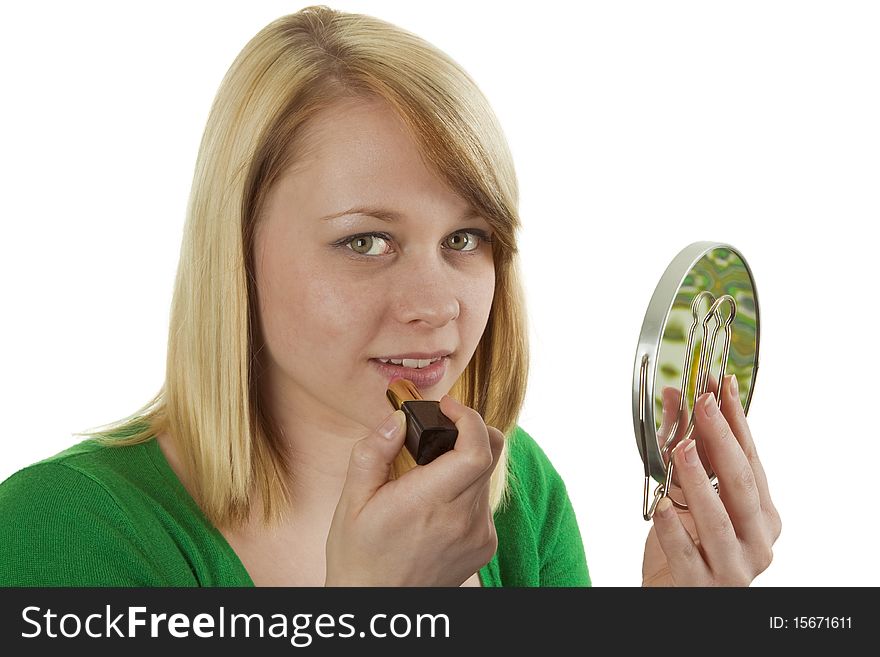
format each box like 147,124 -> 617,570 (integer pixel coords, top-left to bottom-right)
0,426 -> 590,587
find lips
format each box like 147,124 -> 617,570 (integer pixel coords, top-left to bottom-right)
370,353 -> 451,389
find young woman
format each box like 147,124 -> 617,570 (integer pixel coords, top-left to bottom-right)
0,6 -> 778,587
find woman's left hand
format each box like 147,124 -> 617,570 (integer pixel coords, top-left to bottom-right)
642,374 -> 782,586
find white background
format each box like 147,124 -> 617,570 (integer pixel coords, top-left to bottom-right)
1,1 -> 877,587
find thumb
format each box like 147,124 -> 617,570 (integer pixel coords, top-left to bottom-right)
340,410 -> 406,510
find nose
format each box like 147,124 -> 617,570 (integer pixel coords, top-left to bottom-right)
390,255 -> 460,328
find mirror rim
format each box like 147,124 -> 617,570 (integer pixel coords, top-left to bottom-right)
631,241 -> 761,483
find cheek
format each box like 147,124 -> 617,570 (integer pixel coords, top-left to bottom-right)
459,263 -> 496,339
256,251 -> 384,363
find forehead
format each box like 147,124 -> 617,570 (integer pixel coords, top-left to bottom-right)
295,96 -> 417,171
267,96 -> 472,220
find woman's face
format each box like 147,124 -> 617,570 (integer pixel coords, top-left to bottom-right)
253,96 -> 496,433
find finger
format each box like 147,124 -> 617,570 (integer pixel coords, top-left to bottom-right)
487,425 -> 504,473
412,395 -> 494,501
439,394 -> 495,469
719,374 -> 771,501
338,410 -> 406,511
692,374 -> 718,473
718,375 -> 780,537
706,372 -> 719,396
456,479 -> 498,572
658,386 -> 688,455
649,497 -> 710,586
693,390 -> 767,545
659,386 -> 702,488
454,424 -> 506,501
673,434 -> 739,569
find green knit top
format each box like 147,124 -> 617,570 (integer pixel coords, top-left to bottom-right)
0,426 -> 590,587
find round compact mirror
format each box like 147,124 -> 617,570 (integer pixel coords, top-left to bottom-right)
632,242 -> 760,520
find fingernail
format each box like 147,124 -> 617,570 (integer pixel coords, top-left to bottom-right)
378,411 -> 404,440
729,374 -> 739,398
702,392 -> 718,417
655,496 -> 673,518
682,438 -> 699,465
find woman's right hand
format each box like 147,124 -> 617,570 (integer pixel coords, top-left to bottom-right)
324,395 -> 504,586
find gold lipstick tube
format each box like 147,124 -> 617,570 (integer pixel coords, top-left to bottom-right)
386,379 -> 458,465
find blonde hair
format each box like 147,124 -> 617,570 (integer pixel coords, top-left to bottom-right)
82,5 -> 528,529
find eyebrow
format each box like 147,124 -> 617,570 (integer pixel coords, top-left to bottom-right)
320,207 -> 400,223
319,206 -> 484,223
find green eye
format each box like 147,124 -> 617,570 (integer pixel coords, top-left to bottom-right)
347,235 -> 390,255
445,231 -> 478,252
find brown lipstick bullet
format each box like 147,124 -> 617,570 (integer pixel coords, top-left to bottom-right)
386,378 -> 458,465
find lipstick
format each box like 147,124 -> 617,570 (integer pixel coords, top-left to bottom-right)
386,378 -> 458,465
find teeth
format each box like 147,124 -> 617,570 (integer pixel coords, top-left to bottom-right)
377,357 -> 442,369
